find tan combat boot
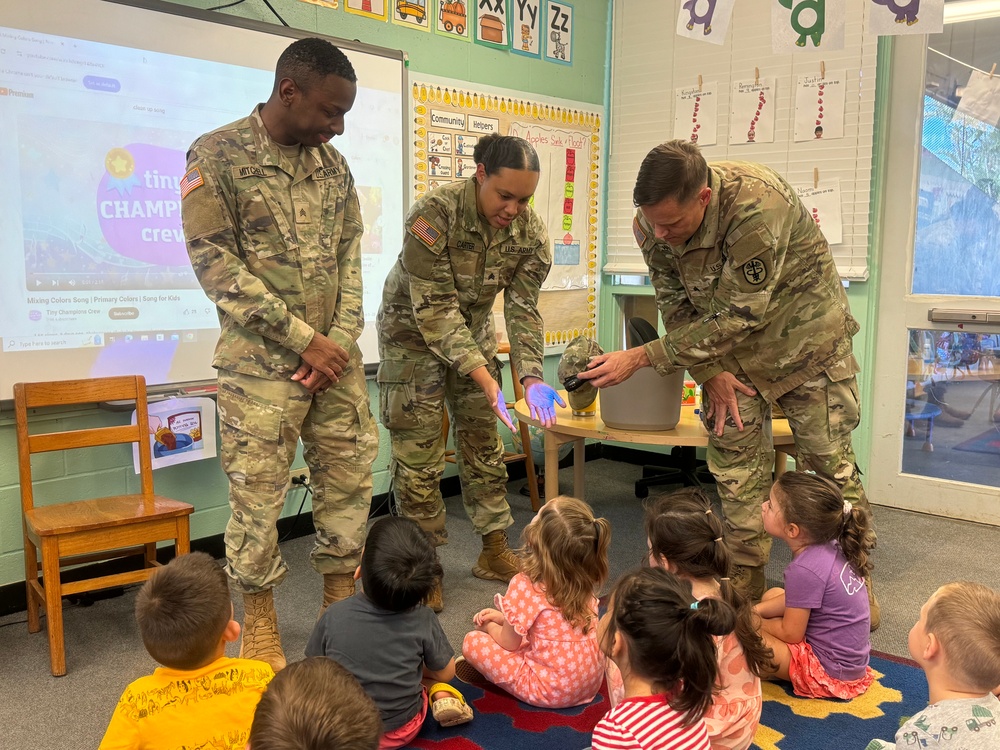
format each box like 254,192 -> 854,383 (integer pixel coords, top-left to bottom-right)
319,573 -> 356,618
240,590 -> 285,672
731,564 -> 766,603
473,530 -> 519,582
867,575 -> 881,632
425,579 -> 444,613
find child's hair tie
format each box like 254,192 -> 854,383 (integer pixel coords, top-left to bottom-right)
714,537 -> 723,543
690,601 -> 700,610
705,508 -> 713,515
720,577 -> 730,582
843,500 -> 852,516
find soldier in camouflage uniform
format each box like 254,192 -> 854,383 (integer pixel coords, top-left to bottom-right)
181,39 -> 378,670
580,141 -> 878,627
377,134 -> 565,612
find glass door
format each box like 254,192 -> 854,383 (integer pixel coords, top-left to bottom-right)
868,11 -> 1000,525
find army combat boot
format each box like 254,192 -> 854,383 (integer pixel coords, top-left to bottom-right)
320,573 -> 356,618
241,589 -> 285,672
731,564 -> 767,603
473,530 -> 519,582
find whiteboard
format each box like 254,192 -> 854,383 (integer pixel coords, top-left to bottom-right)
0,0 -> 406,397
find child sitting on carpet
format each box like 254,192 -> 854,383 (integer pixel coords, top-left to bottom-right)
460,495 -> 610,708
593,567 -> 737,750
249,657 -> 382,750
867,581 -> 1000,749
753,471 -> 876,700
99,552 -> 274,750
604,488 -> 772,749
306,516 -> 473,749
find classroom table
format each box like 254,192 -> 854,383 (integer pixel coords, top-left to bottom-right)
514,394 -> 795,502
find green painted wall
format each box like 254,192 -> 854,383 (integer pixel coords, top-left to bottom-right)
0,0 -> 612,589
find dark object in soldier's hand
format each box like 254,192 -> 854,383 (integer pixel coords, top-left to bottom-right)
563,375 -> 584,392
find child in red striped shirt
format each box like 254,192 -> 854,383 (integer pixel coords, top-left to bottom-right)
593,568 -> 736,750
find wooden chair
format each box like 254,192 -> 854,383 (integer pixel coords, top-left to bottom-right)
14,375 -> 194,676
442,342 -> 542,511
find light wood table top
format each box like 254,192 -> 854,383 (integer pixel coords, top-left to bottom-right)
514,393 -> 794,501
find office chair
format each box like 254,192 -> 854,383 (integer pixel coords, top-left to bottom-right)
625,317 -> 713,498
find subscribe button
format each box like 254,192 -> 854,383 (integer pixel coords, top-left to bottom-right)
109,307 -> 139,320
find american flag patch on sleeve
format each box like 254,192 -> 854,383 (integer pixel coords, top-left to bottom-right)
632,216 -> 648,247
410,215 -> 442,247
179,168 -> 204,199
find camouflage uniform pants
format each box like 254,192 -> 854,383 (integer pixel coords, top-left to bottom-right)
377,345 -> 512,546
217,353 -> 378,594
703,367 -> 872,570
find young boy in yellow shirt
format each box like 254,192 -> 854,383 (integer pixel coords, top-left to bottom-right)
99,552 -> 274,749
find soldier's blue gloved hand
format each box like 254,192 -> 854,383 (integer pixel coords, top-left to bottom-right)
525,382 -> 566,428
493,389 -> 516,433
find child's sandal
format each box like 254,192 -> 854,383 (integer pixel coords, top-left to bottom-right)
429,682 -> 474,727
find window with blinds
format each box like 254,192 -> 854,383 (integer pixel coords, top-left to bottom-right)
606,1 -> 877,281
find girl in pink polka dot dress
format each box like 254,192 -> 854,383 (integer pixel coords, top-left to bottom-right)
606,488 -> 774,750
461,495 -> 610,709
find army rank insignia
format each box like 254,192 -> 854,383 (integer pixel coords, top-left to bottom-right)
410,215 -> 442,247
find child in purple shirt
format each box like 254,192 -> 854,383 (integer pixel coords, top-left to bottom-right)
753,471 -> 876,699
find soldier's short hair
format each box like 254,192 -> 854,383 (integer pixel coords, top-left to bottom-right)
925,581 -> 1000,692
249,657 -> 381,750
633,140 -> 710,207
361,516 -> 442,612
275,37 -> 357,91
135,551 -> 232,670
473,133 -> 540,175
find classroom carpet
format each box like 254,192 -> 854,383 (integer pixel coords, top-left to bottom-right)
953,426 -> 1000,456
407,652 -> 927,750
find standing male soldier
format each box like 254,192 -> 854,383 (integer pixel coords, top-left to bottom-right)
182,38 -> 378,670
579,140 -> 878,627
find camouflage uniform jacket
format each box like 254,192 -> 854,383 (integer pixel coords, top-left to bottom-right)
377,178 -> 550,381
634,162 -> 860,402
182,106 -> 365,379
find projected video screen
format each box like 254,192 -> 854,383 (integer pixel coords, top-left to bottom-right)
0,0 -> 405,396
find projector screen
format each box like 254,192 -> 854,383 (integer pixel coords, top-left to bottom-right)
0,0 -> 405,398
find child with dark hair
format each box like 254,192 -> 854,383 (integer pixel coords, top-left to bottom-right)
594,567 -> 737,750
754,471 -> 876,699
99,552 -> 274,749
306,516 -> 472,749
460,495 -> 611,709
249,657 -> 382,750
868,582 -> 1000,749
616,487 -> 773,749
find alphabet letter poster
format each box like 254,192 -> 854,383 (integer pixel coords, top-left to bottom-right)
510,0 -> 542,57
772,0 -> 845,53
475,0 -> 509,49
544,1 -> 574,65
675,0 -> 737,46
868,0 -> 943,36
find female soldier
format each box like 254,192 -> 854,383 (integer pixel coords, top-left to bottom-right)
376,134 -> 563,612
